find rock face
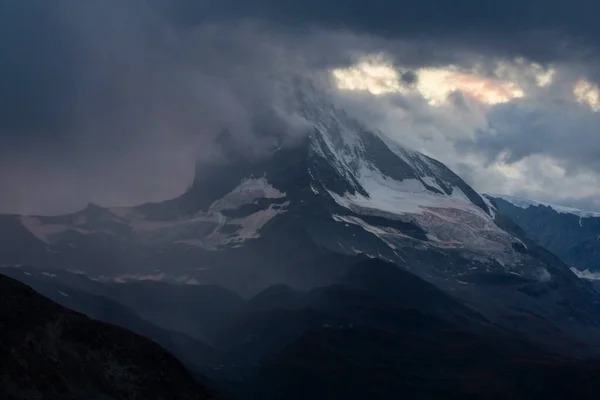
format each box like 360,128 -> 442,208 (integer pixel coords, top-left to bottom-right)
489,194 -> 600,275
0,274 -> 219,400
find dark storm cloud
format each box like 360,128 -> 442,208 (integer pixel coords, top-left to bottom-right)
0,1 -> 78,143
0,0 -> 316,214
170,0 -> 589,36
0,0 -> 173,149
167,0 -> 600,61
0,0 -> 322,157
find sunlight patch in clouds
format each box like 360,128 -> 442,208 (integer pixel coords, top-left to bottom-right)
494,155 -> 523,180
332,58 -> 525,106
533,64 -> 555,87
573,78 -> 600,112
417,67 -> 524,105
332,60 -> 406,95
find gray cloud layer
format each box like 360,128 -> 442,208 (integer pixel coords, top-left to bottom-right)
171,0 -> 600,61
2,0 -> 600,214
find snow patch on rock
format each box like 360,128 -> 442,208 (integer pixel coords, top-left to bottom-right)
210,177 -> 286,212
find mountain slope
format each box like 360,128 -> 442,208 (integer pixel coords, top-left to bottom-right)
0,274 -> 219,400
3,88 -> 600,358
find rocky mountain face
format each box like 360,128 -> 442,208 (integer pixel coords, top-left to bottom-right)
0,274 -> 219,400
488,195 -> 600,276
4,88 -> 600,398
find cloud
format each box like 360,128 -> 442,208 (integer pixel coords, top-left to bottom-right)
462,100 -> 600,175
328,55 -> 600,212
0,2 -> 319,214
3,0 -> 600,215
0,2 -> 78,142
166,0 -> 600,62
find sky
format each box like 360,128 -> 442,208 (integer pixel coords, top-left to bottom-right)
2,0 -> 600,214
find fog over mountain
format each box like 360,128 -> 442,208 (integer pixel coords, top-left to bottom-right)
3,0 -> 600,214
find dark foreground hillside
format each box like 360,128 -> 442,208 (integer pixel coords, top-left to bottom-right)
254,325 -> 600,400
227,260 -> 600,400
0,274 -> 220,400
7,261 -> 600,399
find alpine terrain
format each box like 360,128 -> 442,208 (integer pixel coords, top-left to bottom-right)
3,88 -> 600,399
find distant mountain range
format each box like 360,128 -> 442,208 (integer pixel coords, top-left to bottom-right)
488,194 -> 600,279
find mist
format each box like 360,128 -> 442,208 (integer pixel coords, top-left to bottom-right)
0,1 -> 331,215
4,0 -> 600,214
